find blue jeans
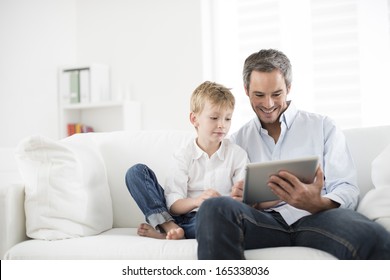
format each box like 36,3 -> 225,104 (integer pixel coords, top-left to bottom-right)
125,163 -> 196,239
196,197 -> 390,259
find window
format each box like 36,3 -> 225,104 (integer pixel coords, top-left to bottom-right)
311,0 -> 360,127
203,0 -> 390,131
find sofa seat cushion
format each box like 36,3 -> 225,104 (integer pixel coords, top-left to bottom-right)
4,228 -> 336,260
4,228 -> 197,260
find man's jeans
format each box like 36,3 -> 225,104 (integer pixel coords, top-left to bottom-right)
196,197 -> 390,259
125,163 -> 196,238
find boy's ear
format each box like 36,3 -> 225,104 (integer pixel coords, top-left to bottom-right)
190,112 -> 198,127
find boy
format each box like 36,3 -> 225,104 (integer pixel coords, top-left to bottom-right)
125,81 -> 248,239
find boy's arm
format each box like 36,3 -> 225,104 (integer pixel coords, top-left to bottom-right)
170,189 -> 221,215
230,144 -> 249,202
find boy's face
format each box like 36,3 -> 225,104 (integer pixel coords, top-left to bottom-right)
191,101 -> 233,146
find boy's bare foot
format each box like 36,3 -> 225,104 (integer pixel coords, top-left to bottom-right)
137,223 -> 166,239
159,221 -> 185,240
166,227 -> 185,240
137,222 -> 185,240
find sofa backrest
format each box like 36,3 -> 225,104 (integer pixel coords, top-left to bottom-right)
343,125 -> 390,198
91,130 -> 195,228
90,126 -> 390,228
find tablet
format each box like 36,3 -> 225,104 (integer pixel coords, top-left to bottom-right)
243,156 -> 320,205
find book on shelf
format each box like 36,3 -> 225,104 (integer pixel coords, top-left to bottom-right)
67,123 -> 94,136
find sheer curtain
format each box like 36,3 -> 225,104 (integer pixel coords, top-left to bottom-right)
202,0 -> 390,132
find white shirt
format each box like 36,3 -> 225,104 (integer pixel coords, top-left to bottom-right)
230,102 -> 359,225
164,138 -> 248,210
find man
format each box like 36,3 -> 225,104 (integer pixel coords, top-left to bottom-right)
195,49 -> 390,259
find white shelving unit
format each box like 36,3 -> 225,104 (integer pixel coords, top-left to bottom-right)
59,100 -> 141,138
58,64 -> 141,138
62,100 -> 122,110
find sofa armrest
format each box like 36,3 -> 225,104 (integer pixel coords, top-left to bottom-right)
0,182 -> 28,259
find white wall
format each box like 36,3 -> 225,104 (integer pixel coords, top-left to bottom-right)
0,0 -> 77,147
75,0 -> 204,132
0,0 -> 203,147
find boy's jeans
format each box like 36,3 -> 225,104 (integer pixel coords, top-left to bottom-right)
125,163 -> 196,238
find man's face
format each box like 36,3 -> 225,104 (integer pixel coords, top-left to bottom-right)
246,69 -> 290,127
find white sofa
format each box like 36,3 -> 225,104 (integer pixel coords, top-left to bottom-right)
1,125 -> 390,260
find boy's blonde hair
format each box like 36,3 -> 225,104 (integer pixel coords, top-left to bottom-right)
190,81 -> 235,114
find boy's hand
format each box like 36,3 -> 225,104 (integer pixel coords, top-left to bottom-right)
230,180 -> 244,202
195,189 -> 221,207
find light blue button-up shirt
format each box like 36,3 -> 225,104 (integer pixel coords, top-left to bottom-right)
230,102 -> 359,225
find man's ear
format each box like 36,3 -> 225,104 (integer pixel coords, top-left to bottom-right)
245,86 -> 250,97
190,112 -> 198,127
286,85 -> 291,95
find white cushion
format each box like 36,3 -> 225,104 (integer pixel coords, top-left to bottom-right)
358,143 -> 390,231
15,134 -> 113,240
371,143 -> 390,189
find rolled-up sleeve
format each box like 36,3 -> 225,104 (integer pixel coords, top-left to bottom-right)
322,118 -> 359,209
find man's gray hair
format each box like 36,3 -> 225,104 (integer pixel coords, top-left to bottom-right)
243,49 -> 292,90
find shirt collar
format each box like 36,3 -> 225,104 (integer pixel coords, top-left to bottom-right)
192,138 -> 226,160
282,101 -> 297,129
